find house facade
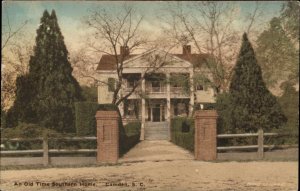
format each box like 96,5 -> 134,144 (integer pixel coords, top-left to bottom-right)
96,45 -> 216,140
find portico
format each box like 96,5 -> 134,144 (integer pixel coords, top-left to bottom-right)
97,46 -> 216,140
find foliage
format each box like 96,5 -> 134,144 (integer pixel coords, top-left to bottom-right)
215,93 -> 232,134
74,102 -> 140,155
6,75 -> 36,128
75,102 -> 120,136
168,74 -> 190,94
256,17 -> 298,87
1,107 -> 7,129
171,117 -> 194,152
123,122 -> 141,136
194,103 -> 216,111
1,123 -> 58,139
7,10 -> 83,133
280,1 -> 300,43
120,121 -> 141,156
81,86 -> 98,102
75,102 -> 99,136
229,33 -> 286,133
276,83 -> 299,144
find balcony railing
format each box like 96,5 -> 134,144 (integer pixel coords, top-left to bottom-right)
123,85 -> 187,94
146,86 -> 166,93
170,87 -> 184,93
124,87 -> 141,93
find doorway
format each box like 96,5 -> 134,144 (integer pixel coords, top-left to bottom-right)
152,107 -> 161,122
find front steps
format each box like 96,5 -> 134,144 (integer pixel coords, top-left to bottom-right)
144,122 -> 170,140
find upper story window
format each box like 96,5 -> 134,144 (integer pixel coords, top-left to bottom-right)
151,81 -> 161,92
108,78 -> 115,92
127,79 -> 137,88
152,81 -> 160,88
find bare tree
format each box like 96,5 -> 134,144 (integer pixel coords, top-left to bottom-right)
1,38 -> 33,110
82,4 -> 173,106
2,3 -> 28,51
1,4 -> 30,110
243,2 -> 267,41
160,2 -> 266,93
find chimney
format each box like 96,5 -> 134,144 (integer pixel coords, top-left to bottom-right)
120,46 -> 129,57
182,45 -> 191,55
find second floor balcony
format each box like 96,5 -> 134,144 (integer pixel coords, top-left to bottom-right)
122,73 -> 190,98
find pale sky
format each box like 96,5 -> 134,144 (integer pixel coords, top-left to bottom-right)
2,1 -> 284,53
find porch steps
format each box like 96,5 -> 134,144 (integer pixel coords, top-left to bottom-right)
144,122 -> 169,140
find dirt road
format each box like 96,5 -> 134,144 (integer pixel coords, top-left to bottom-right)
0,160 -> 298,191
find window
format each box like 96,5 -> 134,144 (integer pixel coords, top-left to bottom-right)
108,78 -> 115,92
128,80 -> 134,88
152,81 -> 161,92
152,81 -> 160,87
196,85 -> 204,91
127,79 -> 137,88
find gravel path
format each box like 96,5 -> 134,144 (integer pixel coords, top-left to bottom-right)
1,160 -> 298,191
119,140 -> 194,162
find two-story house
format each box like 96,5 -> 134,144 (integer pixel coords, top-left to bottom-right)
96,45 -> 216,140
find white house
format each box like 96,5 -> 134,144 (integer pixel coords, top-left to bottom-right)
96,45 -> 216,140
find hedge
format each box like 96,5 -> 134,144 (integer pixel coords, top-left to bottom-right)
0,123 -> 70,151
120,121 -> 141,156
74,102 -> 141,156
194,103 -> 216,110
74,102 -> 120,136
171,117 -> 194,152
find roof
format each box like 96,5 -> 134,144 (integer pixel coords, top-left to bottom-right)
96,53 -> 209,71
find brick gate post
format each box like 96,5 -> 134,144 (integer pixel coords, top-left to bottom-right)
194,110 -> 218,161
95,110 -> 119,163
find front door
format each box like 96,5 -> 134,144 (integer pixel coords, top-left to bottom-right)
152,107 -> 160,122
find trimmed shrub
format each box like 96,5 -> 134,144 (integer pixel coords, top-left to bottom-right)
1,108 -> 7,129
1,123 -> 60,150
75,102 -> 99,136
1,123 -> 59,139
75,102 -> 120,136
194,103 -> 216,110
119,121 -> 141,156
74,101 -> 140,155
171,117 -> 194,152
74,102 -> 121,150
124,121 -> 141,136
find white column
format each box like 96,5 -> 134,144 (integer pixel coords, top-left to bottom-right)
166,73 -> 171,122
140,72 -> 146,140
118,87 -> 124,117
166,73 -> 171,140
189,69 -> 194,116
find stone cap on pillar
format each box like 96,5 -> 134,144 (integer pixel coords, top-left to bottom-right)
95,110 -> 119,120
195,110 -> 218,119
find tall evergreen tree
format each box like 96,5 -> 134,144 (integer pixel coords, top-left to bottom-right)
228,33 -> 286,133
8,10 -> 83,132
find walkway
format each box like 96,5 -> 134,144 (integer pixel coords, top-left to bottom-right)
119,140 -> 194,163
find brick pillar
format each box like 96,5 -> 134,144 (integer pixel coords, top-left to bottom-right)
95,110 -> 119,163
194,110 -> 218,161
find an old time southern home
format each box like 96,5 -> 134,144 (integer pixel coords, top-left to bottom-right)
96,45 -> 216,140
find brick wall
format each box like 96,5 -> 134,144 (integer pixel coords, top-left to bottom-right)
194,110 -> 218,161
95,111 -> 119,163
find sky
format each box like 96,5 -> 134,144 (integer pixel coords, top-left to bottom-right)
2,1 -> 284,53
